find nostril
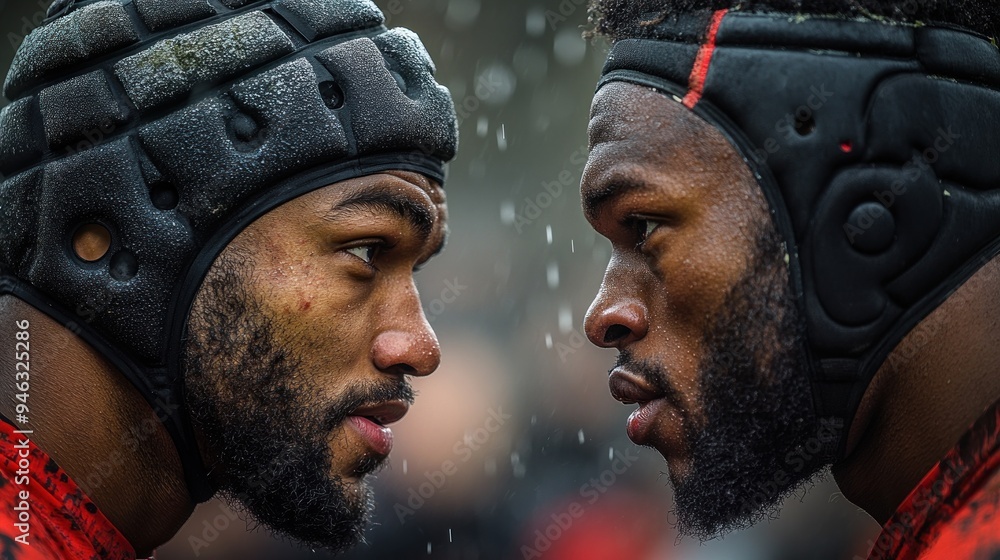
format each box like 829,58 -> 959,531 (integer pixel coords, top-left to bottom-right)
400,364 -> 417,375
604,324 -> 631,345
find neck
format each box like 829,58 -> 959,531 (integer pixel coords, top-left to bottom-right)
0,297 -> 194,556
833,258 -> 1000,524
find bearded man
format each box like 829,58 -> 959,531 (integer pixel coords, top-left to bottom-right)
0,0 -> 457,558
580,2 -> 1000,558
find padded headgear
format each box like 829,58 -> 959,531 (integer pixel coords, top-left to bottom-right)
0,0 -> 458,502
597,11 -> 1000,459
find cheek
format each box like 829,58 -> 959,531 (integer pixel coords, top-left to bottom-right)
654,204 -> 758,321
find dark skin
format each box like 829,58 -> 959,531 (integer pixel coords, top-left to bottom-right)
582,81 -> 1000,524
0,170 -> 447,555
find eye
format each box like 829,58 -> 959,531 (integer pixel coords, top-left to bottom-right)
346,244 -> 380,265
644,220 -> 659,239
635,218 -> 663,247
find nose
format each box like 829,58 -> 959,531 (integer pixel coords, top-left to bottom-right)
372,283 -> 441,377
584,270 -> 649,349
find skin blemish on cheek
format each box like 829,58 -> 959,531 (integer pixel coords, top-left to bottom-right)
300,300 -> 312,312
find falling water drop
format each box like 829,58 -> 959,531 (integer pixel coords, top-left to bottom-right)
500,200 -> 516,225
525,6 -> 547,37
547,262 -> 560,289
403,459 -> 408,475
558,305 -> 573,334
545,333 -> 553,349
609,447 -> 614,460
546,225 -> 553,244
578,429 -> 585,444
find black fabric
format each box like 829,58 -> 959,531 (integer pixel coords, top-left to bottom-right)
0,0 -> 458,502
598,11 -> 1000,460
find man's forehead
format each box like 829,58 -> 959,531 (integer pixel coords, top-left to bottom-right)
588,82 -> 739,171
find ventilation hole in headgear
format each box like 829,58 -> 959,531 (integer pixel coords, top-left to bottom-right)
318,81 -> 344,110
794,115 -> 816,136
110,250 -> 138,281
150,182 -> 179,210
72,223 -> 111,262
389,70 -> 407,92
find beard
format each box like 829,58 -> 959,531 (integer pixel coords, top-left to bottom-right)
182,250 -> 413,552
622,225 -> 833,541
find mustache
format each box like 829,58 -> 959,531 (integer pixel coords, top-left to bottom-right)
322,378 -> 415,431
613,349 -> 687,416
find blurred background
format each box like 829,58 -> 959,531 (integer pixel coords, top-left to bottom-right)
0,0 -> 881,558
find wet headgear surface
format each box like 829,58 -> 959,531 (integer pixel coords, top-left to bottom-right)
597,11 -> 1000,459
0,0 -> 458,501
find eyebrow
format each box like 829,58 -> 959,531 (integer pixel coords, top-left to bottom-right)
583,176 -> 648,221
325,190 -> 437,241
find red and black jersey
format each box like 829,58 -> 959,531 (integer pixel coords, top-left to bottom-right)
868,400 -> 1000,560
0,419 -> 136,560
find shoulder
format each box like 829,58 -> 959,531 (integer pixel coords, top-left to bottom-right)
918,466 -> 1000,559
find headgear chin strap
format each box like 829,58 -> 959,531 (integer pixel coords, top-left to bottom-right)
0,0 -> 458,502
598,10 -> 1000,461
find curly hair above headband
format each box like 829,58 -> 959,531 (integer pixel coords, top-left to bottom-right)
586,0 -> 1000,42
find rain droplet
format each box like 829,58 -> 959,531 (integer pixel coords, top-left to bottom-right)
578,429 -> 585,444
444,0 -> 480,29
547,262 -> 560,289
609,447 -> 614,460
525,6 -> 547,37
530,415 -> 537,425
571,239 -> 575,253
559,305 -> 573,334
477,116 -> 489,138
475,63 -> 517,106
500,200 -> 516,225
554,28 -> 588,66
545,333 -> 553,349
449,529 -> 453,543
546,225 -> 553,244
497,125 -> 507,151
427,541 -> 432,554
514,463 -> 527,478
403,459 -> 408,475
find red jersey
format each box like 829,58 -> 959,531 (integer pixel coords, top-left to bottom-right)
867,400 -> 1000,560
0,419 -> 136,560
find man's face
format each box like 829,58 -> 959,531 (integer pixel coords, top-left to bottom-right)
582,82 -> 827,539
183,171 -> 447,551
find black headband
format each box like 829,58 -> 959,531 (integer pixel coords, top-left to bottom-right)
598,10 -> 1000,460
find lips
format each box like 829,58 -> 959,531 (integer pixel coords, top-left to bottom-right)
347,400 -> 409,457
609,368 -> 669,446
